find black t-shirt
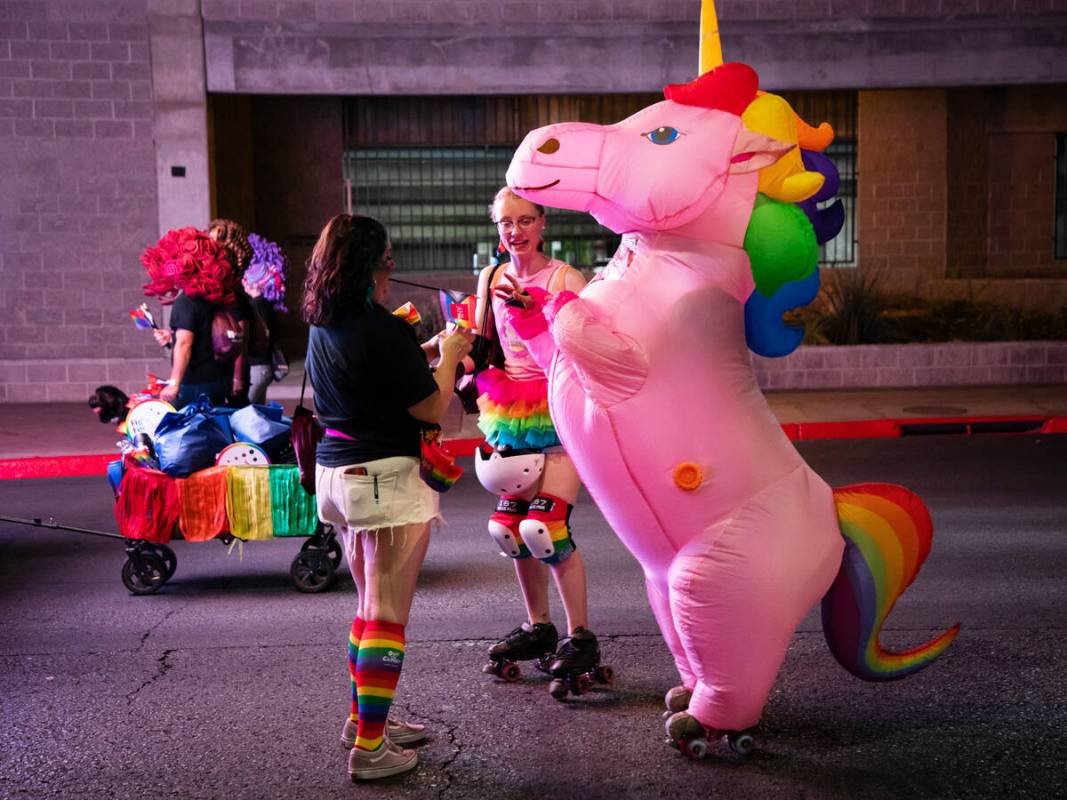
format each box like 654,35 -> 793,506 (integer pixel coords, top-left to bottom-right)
307,305 -> 438,466
248,295 -> 276,365
169,293 -> 227,385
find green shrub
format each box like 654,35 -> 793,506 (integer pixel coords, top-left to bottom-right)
786,271 -> 1067,345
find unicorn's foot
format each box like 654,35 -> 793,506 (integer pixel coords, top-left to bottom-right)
664,711 -> 755,760
662,685 -> 692,718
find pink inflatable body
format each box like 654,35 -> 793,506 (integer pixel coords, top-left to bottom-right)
504,63 -> 958,736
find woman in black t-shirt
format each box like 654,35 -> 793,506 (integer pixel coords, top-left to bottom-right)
304,214 -> 472,782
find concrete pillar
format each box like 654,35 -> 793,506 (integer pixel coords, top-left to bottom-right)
147,0 -> 210,234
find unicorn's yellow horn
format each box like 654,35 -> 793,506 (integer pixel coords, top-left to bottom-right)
699,0 -> 724,74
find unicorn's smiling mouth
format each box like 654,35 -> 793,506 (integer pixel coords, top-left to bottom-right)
514,179 -> 560,192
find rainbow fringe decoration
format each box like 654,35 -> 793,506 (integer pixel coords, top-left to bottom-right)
821,483 -> 960,681
268,465 -> 319,536
225,467 -> 274,540
475,368 -> 560,451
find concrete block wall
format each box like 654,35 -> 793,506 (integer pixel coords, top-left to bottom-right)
752,341 -> 1067,390
0,0 -> 160,403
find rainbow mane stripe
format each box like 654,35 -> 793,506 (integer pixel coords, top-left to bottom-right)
475,368 -> 560,451
822,483 -> 960,681
740,95 -> 845,359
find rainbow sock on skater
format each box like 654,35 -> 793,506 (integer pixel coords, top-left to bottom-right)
348,616 -> 365,722
354,620 -> 406,751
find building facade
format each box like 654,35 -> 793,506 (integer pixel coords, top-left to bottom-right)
2,0 -> 1066,401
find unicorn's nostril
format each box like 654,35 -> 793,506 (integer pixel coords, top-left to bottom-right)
537,138 -> 560,155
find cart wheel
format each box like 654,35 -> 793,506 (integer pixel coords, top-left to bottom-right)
290,549 -> 335,593
153,544 -> 177,580
121,552 -> 167,595
300,535 -> 343,571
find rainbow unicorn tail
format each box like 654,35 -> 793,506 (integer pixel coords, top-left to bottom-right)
822,483 -> 960,681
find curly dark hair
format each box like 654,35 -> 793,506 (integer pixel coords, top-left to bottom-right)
207,218 -> 253,275
302,214 -> 389,327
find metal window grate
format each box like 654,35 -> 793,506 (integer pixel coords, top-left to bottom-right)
1056,134 -> 1067,259
343,90 -> 859,271
343,147 -> 618,273
779,89 -> 859,267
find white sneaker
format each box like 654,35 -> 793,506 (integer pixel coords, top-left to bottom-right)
341,717 -> 427,749
347,741 -> 418,781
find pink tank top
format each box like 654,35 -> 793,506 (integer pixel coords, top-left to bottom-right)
490,259 -> 570,382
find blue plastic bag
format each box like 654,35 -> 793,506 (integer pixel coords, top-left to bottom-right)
153,398 -> 234,477
229,403 -> 291,459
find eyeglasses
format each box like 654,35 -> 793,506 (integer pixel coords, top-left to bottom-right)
495,216 -> 539,232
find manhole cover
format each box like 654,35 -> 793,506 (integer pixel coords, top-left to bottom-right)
901,405 -> 968,416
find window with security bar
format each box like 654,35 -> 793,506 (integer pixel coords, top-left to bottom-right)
343,92 -> 858,271
343,147 -> 618,274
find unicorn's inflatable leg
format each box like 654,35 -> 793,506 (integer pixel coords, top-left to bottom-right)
666,465 -> 843,733
645,578 -> 697,701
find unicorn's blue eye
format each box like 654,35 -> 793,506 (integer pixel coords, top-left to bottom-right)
645,126 -> 680,145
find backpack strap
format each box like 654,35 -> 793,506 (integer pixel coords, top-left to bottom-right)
480,262 -> 505,338
549,262 -> 575,294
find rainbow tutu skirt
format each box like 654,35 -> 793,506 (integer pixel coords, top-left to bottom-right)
476,367 -> 560,451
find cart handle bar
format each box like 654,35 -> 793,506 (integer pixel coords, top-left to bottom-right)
0,514 -> 126,540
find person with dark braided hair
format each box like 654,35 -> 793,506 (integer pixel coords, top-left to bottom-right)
207,219 -> 254,406
304,214 -> 473,781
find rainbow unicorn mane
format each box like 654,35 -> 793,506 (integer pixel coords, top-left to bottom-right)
823,483 -> 961,681
739,93 -> 845,359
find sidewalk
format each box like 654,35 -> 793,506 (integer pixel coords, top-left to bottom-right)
1,383 -> 1065,476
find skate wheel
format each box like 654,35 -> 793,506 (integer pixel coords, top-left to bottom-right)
549,678 -> 568,700
595,665 -> 614,685
501,662 -> 522,682
728,732 -> 755,757
481,661 -> 500,676
575,673 -> 593,695
682,738 -> 709,760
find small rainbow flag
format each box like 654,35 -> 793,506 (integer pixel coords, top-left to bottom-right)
129,303 -> 157,330
392,302 -> 421,326
448,296 -> 478,330
419,428 -> 463,492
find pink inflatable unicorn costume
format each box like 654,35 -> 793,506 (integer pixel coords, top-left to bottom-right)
503,62 -> 959,756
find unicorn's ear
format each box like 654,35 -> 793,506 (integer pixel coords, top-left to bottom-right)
729,127 -> 795,175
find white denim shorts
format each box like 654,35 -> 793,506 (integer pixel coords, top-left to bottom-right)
316,456 -> 440,537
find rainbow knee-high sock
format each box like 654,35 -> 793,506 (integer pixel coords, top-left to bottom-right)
348,616 -> 365,722
354,620 -> 406,751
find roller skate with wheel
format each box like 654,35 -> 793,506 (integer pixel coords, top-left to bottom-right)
662,685 -> 692,719
546,627 -> 614,700
482,622 -> 558,682
665,710 -> 755,760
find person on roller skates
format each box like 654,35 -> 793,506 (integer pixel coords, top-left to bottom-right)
472,188 -> 612,700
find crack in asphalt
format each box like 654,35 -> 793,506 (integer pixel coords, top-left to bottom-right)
397,702 -> 463,800
125,648 -> 175,706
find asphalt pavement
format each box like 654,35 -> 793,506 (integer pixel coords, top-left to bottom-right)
1,435 -> 1065,799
